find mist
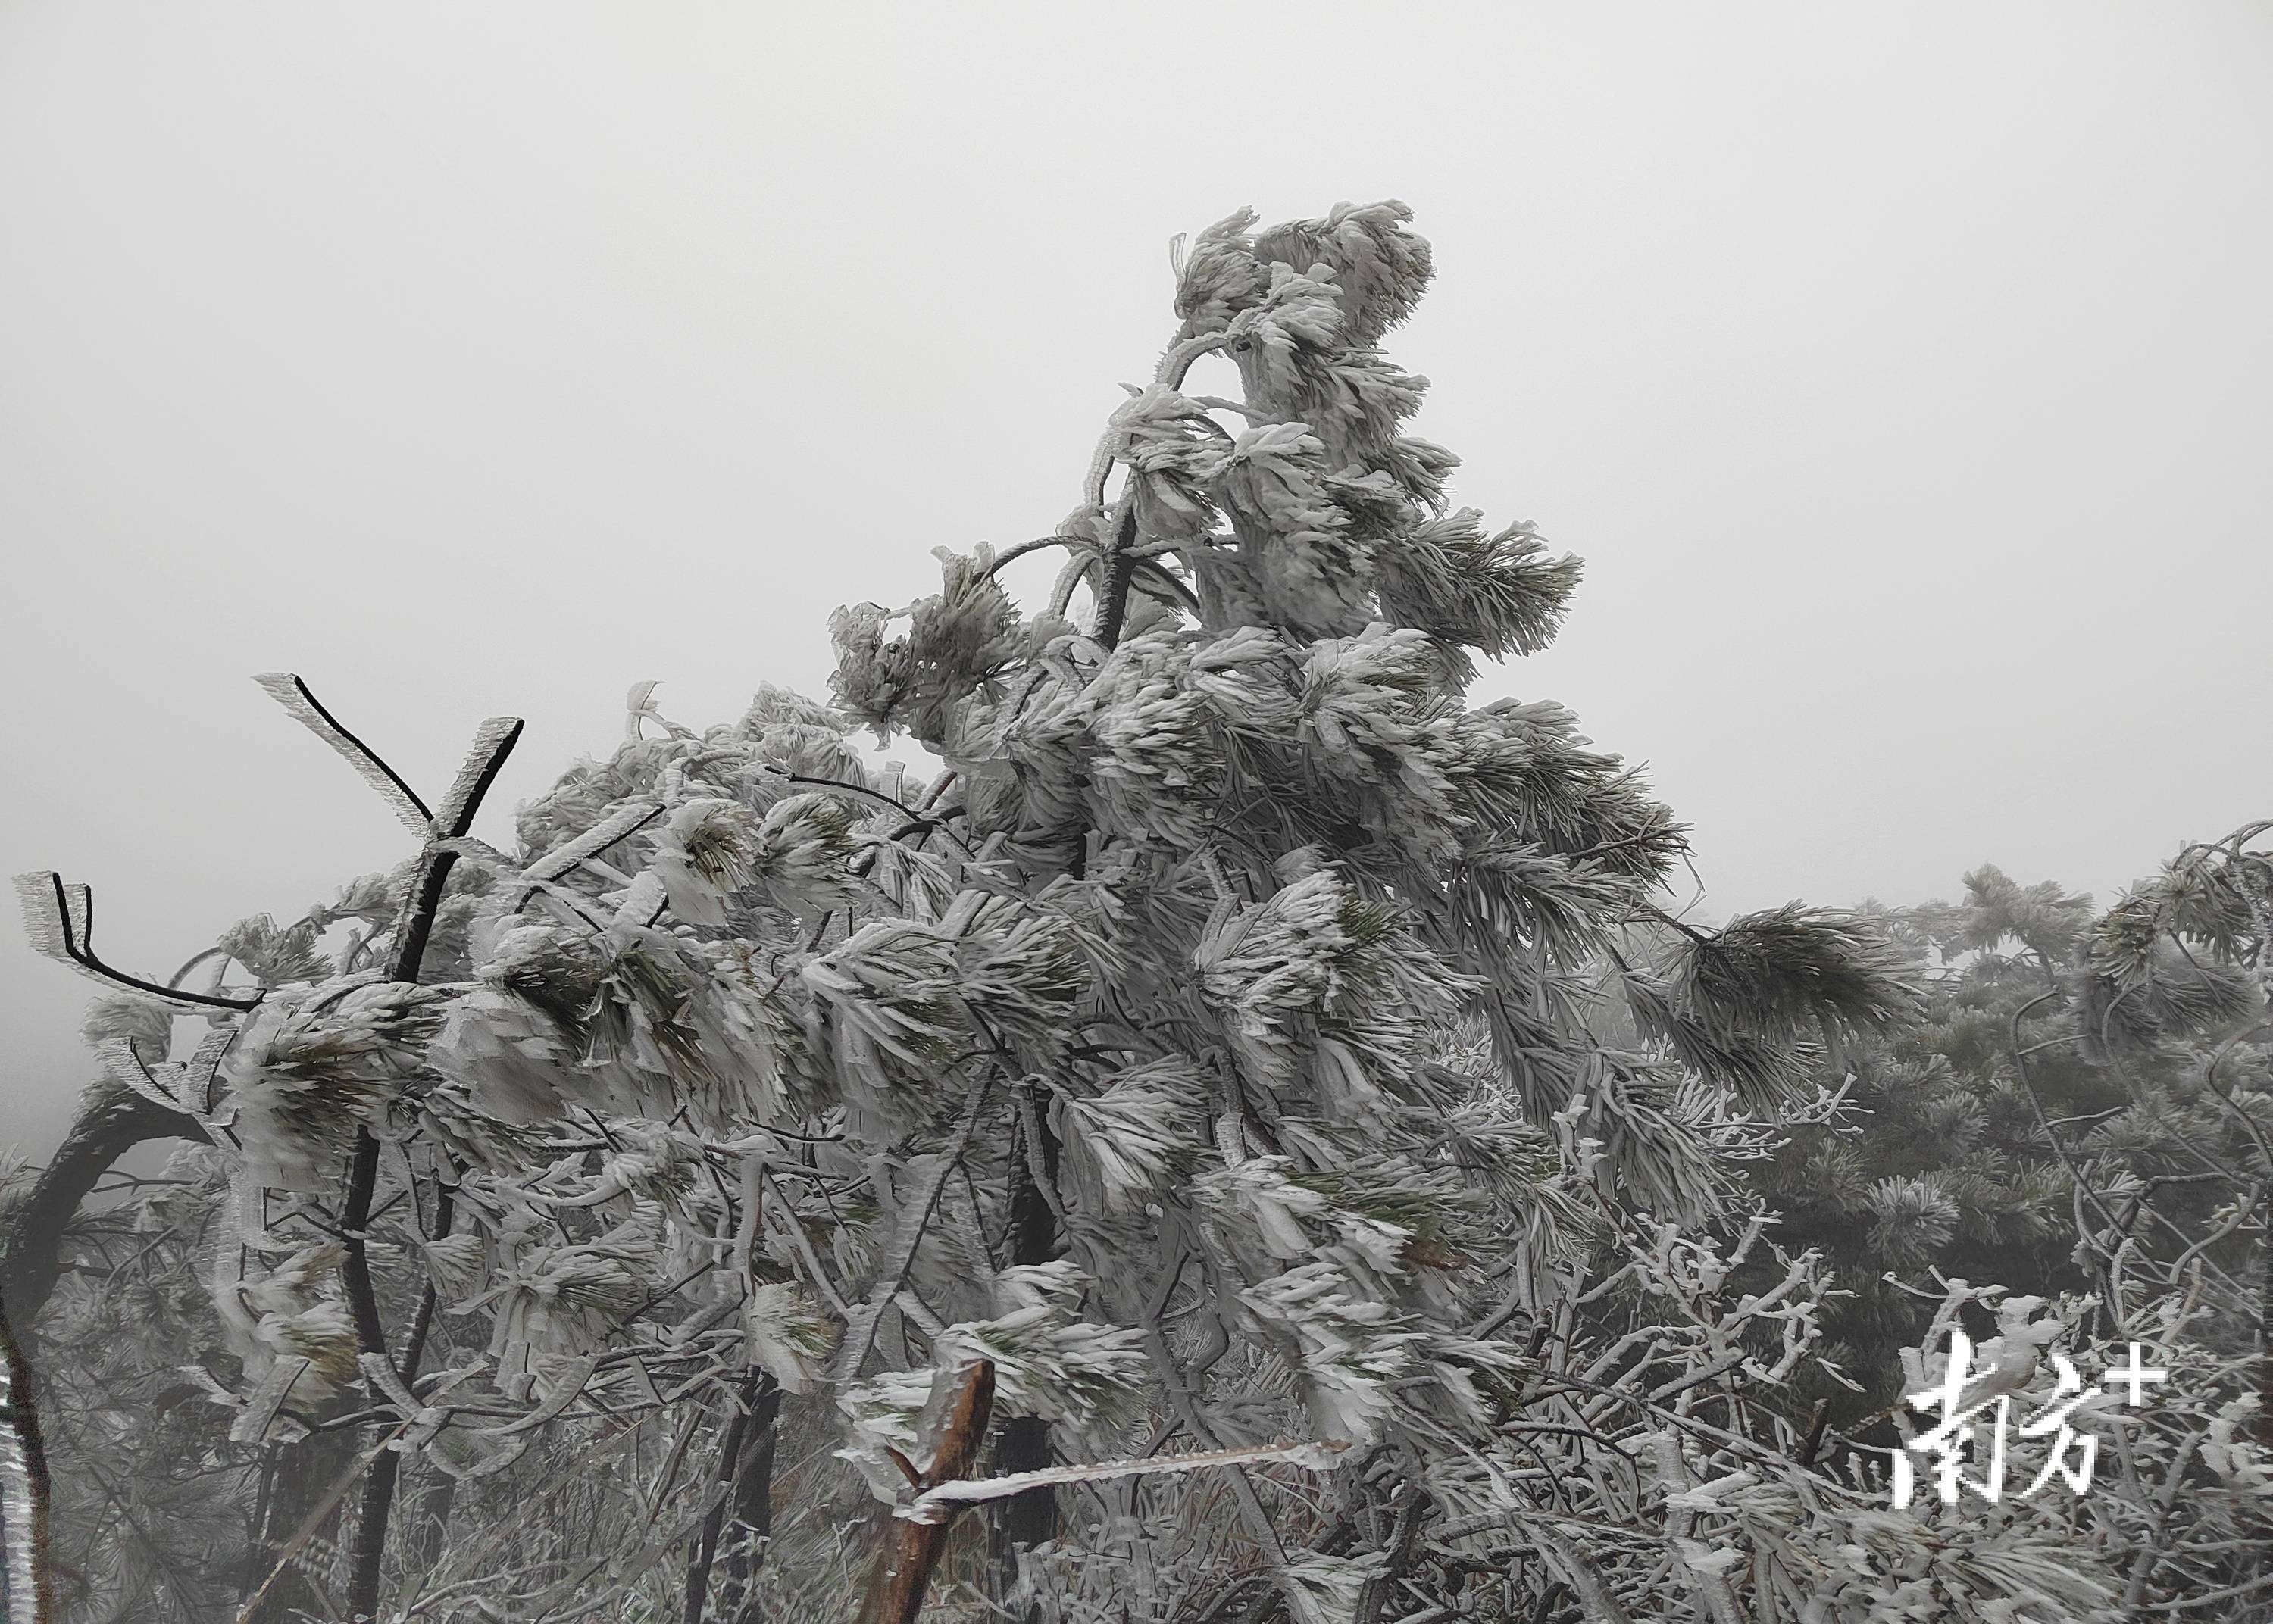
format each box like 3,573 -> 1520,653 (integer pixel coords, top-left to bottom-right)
5,1 -> 2268,1161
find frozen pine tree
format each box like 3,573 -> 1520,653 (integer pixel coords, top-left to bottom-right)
18,201 -> 2259,1624
817,198 -> 1899,1601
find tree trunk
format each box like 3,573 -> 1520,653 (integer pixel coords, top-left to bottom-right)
239,1421 -> 358,1624
338,1129 -> 397,1622
341,823 -> 489,1621
855,1360 -> 994,1624
721,1378 -> 783,1624
2259,1173 -> 2273,1450
0,1082 -> 206,1622
0,1291 -> 55,1624
684,1373 -> 783,1624
683,1409 -> 747,1624
988,1092 -> 1060,1604
0,1080 -> 207,1329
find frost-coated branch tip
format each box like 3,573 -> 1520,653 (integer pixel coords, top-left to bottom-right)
254,672 -> 434,837
12,871 -> 261,1013
898,1435 -> 1349,1523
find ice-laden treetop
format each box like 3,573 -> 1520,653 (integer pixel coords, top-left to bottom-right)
20,201 -> 1995,1622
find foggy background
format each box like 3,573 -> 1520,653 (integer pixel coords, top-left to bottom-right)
2,3 -> 2268,1162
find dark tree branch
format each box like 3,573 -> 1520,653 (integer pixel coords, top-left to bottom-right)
339,1132 -> 396,1616
1090,504 -> 1144,649
1794,1398 -> 1832,1468
1355,1473 -> 1433,1624
989,1085 -> 1063,1604
720,1376 -> 783,1623
1132,557 -> 1201,617
0,1081 -> 211,1329
255,672 -> 435,831
13,872 -> 262,1013
683,1393 -> 753,1624
980,536 -> 1082,579
266,687 -> 525,1624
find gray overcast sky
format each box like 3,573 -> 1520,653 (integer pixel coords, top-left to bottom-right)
4,3 -> 2269,1158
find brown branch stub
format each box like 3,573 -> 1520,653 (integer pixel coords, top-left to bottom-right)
855,1358 -> 996,1624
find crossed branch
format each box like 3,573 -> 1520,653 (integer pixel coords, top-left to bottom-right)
15,674 -> 524,1008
